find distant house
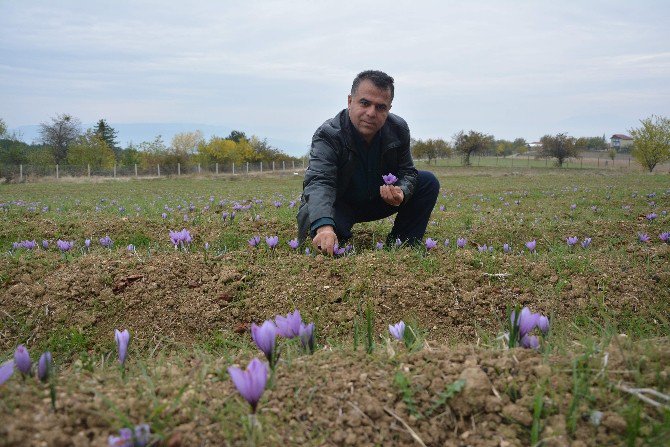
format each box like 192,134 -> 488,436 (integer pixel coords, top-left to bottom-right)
610,134 -> 633,151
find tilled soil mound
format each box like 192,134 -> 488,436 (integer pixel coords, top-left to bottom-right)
1,339 -> 668,446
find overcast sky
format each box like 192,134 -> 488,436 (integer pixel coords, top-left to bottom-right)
1,0 -> 669,155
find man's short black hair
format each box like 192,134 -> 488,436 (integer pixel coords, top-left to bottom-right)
351,70 -> 394,101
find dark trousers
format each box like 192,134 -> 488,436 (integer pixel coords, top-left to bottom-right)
333,170 -> 440,245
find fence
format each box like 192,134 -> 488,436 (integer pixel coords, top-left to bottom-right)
0,159 -> 308,183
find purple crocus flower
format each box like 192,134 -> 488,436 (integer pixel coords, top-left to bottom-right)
248,236 -> 261,247
305,247 -> 311,255
443,239 -> 450,247
85,239 -> 91,248
275,310 -> 302,338
161,212 -> 168,219
439,205 -> 445,211
511,307 -> 539,337
115,329 -> 130,365
288,239 -> 299,250
273,201 -> 282,208
127,244 -> 135,252
382,173 -> 398,185
37,351 -> 52,382
525,240 -> 537,252
581,237 -> 591,248
333,243 -> 346,256
520,334 -> 540,350
19,240 -> 37,249
389,321 -> 406,340
42,240 -> 49,249
133,424 -> 151,447
566,236 -> 578,246
395,238 -> 402,247
660,232 -> 670,243
99,235 -> 113,248
251,320 -> 278,365
289,201 -> 296,208
221,212 -> 229,222
537,315 -> 550,334
639,233 -> 651,243
646,212 -> 657,221
298,322 -> 315,353
375,241 -> 384,250
456,238 -> 467,248
0,360 -> 14,385
425,238 -> 437,250
477,244 -> 488,252
503,243 -> 511,253
228,358 -> 269,413
570,204 -> 577,210
56,239 -> 74,252
108,428 -> 132,447
265,236 -> 279,249
14,345 -> 31,375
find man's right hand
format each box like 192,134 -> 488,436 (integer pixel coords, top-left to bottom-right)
312,225 -> 338,256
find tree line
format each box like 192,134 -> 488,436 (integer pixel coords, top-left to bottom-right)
0,114 -> 302,174
410,115 -> 670,172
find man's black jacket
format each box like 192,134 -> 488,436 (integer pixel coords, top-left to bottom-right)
297,109 -> 419,241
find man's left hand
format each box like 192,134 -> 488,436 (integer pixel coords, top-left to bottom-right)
380,185 -> 404,206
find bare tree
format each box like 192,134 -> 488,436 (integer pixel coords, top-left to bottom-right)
38,114 -> 82,164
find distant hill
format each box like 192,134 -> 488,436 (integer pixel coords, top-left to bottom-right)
9,123 -> 307,157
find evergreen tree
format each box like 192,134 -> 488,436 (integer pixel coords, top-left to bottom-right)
95,119 -> 121,159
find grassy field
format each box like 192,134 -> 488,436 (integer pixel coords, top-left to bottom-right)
0,166 -> 669,446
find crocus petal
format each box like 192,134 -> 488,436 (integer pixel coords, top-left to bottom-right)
37,351 -> 52,382
14,345 -> 31,375
389,321 -> 406,340
115,329 -> 130,365
0,360 -> 14,385
251,321 -> 277,361
537,315 -> 550,334
520,334 -> 540,349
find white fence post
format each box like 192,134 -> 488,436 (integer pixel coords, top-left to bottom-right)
87,164 -> 91,177
113,163 -> 117,178
216,163 -> 219,174
134,164 -> 138,177
20,164 -> 23,182
260,161 -> 263,173
272,161 -> 275,171
198,163 -> 201,174
56,164 -> 59,179
178,163 -> 181,176
292,160 -> 295,170
232,162 -> 235,175
246,162 -> 249,175
282,160 -> 285,171
157,164 -> 160,176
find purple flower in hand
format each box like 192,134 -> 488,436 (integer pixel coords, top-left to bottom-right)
457,238 -> 467,248
425,238 -> 437,250
115,329 -> 130,365
288,239 -> 299,250
265,236 -> 279,249
333,243 -> 346,256
525,240 -> 537,252
389,321 -> 406,340
382,173 -> 398,185
251,321 -> 278,366
275,310 -> 302,338
566,236 -> 578,246
14,345 -> 31,375
228,358 -> 269,413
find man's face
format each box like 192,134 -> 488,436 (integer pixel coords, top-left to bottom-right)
348,79 -> 392,143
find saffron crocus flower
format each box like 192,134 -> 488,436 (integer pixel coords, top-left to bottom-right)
503,243 -> 511,253
305,247 -> 311,255
251,320 -> 277,365
248,236 -> 260,247
288,239 -> 299,250
581,237 -> 591,248
115,329 -> 130,365
108,428 -> 132,447
273,201 -> 282,208
425,238 -> 437,250
127,244 -> 135,252
382,173 -> 398,185
289,201 -> 296,208
42,240 -> 49,249
85,239 -> 91,248
477,244 -> 488,252
375,241 -> 384,250
333,243 -> 346,256
439,205 -> 445,211
510,307 -> 539,337
228,358 -> 269,413
646,212 -> 657,221
134,424 -> 151,446
37,351 -> 52,382
639,233 -> 650,243
0,360 -> 14,385
99,235 -> 113,247
570,204 -> 577,210
389,321 -> 406,340
520,334 -> 540,350
275,310 -> 302,338
537,315 -> 550,334
299,322 -> 315,353
56,239 -> 74,252
161,212 -> 168,219
456,238 -> 467,248
14,345 -> 31,375
395,238 -> 402,247
525,240 -> 537,252
444,239 -> 450,247
265,236 -> 279,249
566,236 -> 578,246
660,232 -> 670,243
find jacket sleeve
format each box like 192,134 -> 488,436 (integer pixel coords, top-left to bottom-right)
302,130 -> 340,227
394,122 -> 419,204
